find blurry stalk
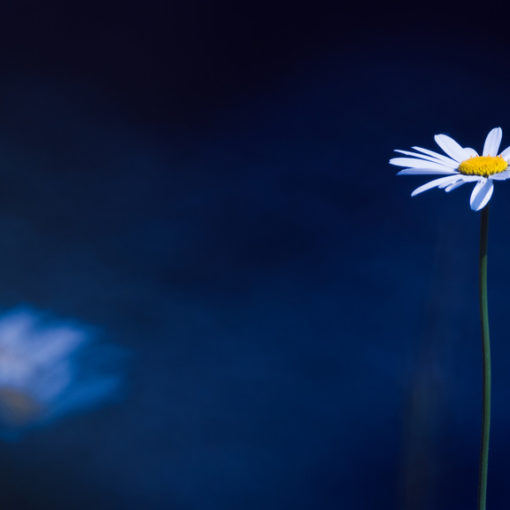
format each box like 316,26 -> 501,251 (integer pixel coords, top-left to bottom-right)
478,205 -> 491,510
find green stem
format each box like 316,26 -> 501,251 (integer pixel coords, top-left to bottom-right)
478,204 -> 491,510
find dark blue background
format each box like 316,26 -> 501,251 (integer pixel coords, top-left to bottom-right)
2,1 -> 510,508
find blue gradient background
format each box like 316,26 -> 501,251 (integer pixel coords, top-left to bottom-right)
2,1 -> 510,508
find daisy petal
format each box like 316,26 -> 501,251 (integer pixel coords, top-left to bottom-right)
389,157 -> 454,171
499,145 -> 510,161
394,150 -> 459,168
438,178 -> 460,189
443,175 -> 480,191
489,169 -> 510,181
411,175 -> 460,197
483,127 -> 502,156
412,146 -> 466,166
434,134 -> 472,162
470,179 -> 494,211
445,180 -> 467,192
397,168 -> 458,176
463,147 -> 478,158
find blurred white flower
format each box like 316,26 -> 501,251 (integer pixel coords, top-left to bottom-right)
390,127 -> 510,211
0,308 -> 123,434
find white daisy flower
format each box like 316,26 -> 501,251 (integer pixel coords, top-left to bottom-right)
390,127 -> 510,211
0,308 -> 123,436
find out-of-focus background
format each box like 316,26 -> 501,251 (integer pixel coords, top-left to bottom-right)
2,1 -> 510,508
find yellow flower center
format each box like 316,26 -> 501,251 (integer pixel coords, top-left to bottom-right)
458,156 -> 508,177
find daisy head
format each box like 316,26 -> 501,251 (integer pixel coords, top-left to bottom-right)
0,308 -> 124,438
390,127 -> 510,211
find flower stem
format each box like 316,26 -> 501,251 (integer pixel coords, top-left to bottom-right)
478,204 -> 491,510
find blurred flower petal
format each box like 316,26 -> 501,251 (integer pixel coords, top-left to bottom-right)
0,308 -> 125,436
